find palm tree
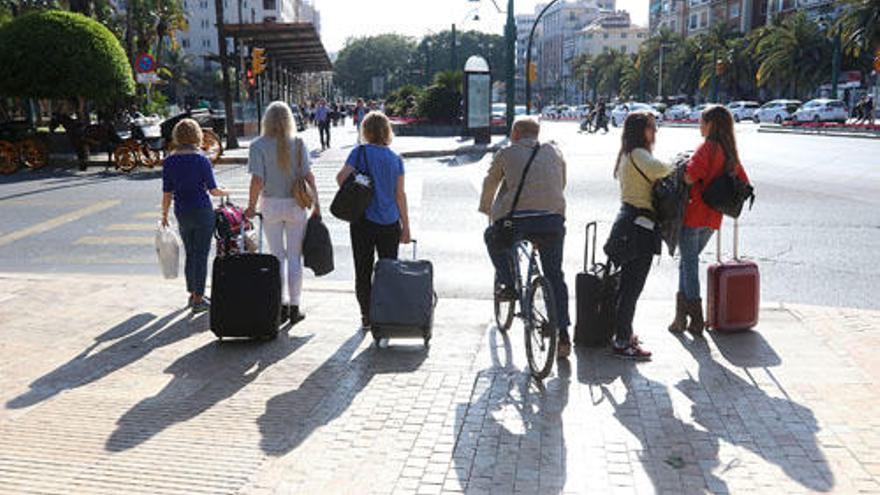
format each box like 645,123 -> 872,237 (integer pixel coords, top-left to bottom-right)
158,49 -> 193,105
754,12 -> 831,99
836,0 -> 880,57
592,49 -> 635,100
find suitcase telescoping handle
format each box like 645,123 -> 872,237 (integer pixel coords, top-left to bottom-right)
716,217 -> 740,263
410,239 -> 418,260
584,221 -> 597,271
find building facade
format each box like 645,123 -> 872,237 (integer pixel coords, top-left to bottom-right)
574,14 -> 649,58
536,0 -> 614,104
179,0 -> 320,65
650,0 -> 842,38
515,13 -> 538,103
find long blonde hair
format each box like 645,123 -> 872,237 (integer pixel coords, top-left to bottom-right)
261,101 -> 296,172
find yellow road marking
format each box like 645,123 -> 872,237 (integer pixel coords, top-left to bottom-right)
74,236 -> 154,246
0,200 -> 120,248
105,223 -> 156,232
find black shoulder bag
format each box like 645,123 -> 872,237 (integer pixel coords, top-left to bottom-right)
702,168 -> 755,218
330,145 -> 374,223
488,144 -> 541,247
630,156 -> 678,224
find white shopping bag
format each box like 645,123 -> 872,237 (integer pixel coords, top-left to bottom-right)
155,222 -> 181,279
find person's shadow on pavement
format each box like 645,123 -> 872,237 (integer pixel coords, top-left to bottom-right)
452,328 -> 569,493
577,347 -> 729,494
106,331 -> 312,452
258,331 -> 428,456
677,333 -> 834,492
7,309 -> 194,409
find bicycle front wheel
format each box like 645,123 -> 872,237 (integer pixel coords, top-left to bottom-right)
524,275 -> 558,381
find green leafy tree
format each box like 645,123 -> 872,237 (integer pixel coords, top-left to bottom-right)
334,34 -> 418,98
419,30 -> 506,83
836,0 -> 880,57
754,12 -> 831,99
416,70 -> 463,122
0,10 -> 134,102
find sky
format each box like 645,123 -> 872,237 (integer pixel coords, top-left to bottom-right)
313,0 -> 649,54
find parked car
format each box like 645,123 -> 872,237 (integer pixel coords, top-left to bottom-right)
687,103 -> 720,121
610,102 -> 663,127
541,106 -> 559,119
753,99 -> 801,124
664,103 -> 691,121
792,99 -> 848,123
727,101 -> 761,122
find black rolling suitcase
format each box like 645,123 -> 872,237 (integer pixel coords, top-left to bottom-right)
369,240 -> 437,348
210,213 -> 281,341
574,222 -> 620,347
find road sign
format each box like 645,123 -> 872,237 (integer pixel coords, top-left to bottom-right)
136,73 -> 160,84
528,62 -> 537,83
135,54 -> 156,74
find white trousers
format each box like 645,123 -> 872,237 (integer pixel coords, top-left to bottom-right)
261,197 -> 308,306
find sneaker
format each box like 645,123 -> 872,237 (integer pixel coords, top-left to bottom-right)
191,299 -> 210,314
187,295 -> 194,308
280,305 -> 290,323
613,342 -> 652,361
557,338 -> 572,360
495,285 -> 517,301
377,337 -> 390,348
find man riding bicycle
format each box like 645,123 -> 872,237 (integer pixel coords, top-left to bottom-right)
479,117 -> 571,359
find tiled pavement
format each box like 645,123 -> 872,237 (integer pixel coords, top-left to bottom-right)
1,273 -> 880,494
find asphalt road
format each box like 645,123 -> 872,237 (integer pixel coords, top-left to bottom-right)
1,121 -> 878,310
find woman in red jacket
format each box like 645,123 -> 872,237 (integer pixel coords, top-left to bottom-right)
669,105 -> 750,336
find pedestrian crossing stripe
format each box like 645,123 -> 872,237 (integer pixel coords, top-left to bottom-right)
104,223 -> 156,232
74,236 -> 154,246
134,212 -> 162,220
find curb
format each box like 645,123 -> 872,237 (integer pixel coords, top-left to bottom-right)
757,125 -> 880,140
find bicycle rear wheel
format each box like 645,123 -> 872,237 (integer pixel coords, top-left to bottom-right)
524,275 -> 558,381
493,278 -> 515,333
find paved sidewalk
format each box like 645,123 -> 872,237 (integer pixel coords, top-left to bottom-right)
1,273 -> 880,494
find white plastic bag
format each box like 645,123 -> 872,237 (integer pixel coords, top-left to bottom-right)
155,222 -> 181,279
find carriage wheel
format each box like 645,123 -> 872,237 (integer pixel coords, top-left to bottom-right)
201,130 -> 223,164
20,139 -> 48,170
0,141 -> 18,174
139,144 -> 163,168
114,142 -> 139,172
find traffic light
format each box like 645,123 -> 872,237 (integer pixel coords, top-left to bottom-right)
528,62 -> 537,83
246,68 -> 255,87
252,47 -> 267,76
874,48 -> 880,73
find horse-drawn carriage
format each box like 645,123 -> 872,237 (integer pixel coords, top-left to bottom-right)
111,108 -> 224,172
0,120 -> 49,175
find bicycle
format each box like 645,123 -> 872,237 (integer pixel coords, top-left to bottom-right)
493,236 -> 559,381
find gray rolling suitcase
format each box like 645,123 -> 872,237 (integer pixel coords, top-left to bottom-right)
369,241 -> 436,348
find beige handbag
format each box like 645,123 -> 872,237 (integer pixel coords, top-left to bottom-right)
291,137 -> 315,209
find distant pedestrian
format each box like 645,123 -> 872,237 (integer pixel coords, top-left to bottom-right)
316,98 -> 331,150
604,112 -> 670,359
335,111 -> 412,331
244,101 -> 321,325
596,99 -> 609,133
353,98 -> 367,143
667,105 -> 750,337
854,96 -> 866,123
864,96 -> 875,125
161,119 -> 228,313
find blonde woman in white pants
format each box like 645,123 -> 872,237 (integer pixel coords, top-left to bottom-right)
245,101 -> 320,324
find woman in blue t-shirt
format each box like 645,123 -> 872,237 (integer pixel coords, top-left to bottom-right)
161,119 -> 228,313
335,111 -> 412,330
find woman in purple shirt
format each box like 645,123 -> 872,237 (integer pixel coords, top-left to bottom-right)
161,119 -> 228,313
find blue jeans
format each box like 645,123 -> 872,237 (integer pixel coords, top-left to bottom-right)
485,214 -> 570,338
176,207 -> 215,296
678,226 -> 714,301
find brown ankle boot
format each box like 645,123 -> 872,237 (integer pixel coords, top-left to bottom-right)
668,292 -> 688,334
686,298 -> 704,337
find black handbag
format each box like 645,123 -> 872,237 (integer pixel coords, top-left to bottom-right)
630,156 -> 679,225
303,215 -> 334,276
488,144 -> 541,247
702,170 -> 755,218
330,145 -> 374,222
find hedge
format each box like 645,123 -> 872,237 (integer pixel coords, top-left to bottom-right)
0,10 -> 134,102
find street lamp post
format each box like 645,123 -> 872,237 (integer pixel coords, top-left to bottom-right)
525,0 -> 562,115
657,43 -> 674,101
711,47 -> 719,102
504,0 -> 515,132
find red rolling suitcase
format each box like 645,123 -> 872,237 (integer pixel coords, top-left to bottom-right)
706,218 -> 760,332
